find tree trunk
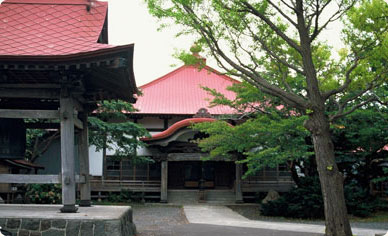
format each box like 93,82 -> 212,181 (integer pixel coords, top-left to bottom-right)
305,112 -> 352,236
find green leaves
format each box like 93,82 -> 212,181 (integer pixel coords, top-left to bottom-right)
193,113 -> 312,178
88,100 -> 150,160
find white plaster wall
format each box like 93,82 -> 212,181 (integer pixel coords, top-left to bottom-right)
88,117 -> 181,176
89,145 -> 103,176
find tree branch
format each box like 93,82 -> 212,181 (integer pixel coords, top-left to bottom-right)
241,1 -> 302,54
31,131 -> 60,162
242,18 -> 305,75
330,97 -> 377,121
250,31 -> 306,75
278,64 -> 294,93
322,57 -> 359,99
267,0 -> 297,27
310,0 -> 356,42
182,4 -> 310,110
280,0 -> 296,12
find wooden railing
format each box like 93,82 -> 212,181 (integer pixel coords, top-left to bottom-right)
90,179 -> 161,193
241,171 -> 294,192
243,170 -> 292,182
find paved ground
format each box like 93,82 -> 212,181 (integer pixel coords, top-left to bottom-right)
173,224 -> 322,236
183,205 -> 387,236
133,205 -> 188,236
133,204 -> 388,236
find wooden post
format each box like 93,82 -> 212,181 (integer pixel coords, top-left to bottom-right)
102,139 -> 107,180
60,90 -> 78,213
78,113 -> 91,207
160,160 -> 168,203
235,163 -> 244,203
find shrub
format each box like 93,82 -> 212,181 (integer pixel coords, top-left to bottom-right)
261,177 -> 384,219
345,180 -> 388,217
261,177 -> 324,219
107,189 -> 144,203
25,184 -> 61,204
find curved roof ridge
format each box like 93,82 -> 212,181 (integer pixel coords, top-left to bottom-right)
141,117 -> 217,142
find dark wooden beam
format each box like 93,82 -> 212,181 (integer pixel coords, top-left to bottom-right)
0,174 -> 85,184
147,128 -> 166,132
0,83 -> 60,89
164,119 -> 169,130
24,122 -> 59,129
0,88 -> 59,99
0,109 -> 59,119
235,163 -> 244,203
160,161 -> 168,203
78,113 -> 91,207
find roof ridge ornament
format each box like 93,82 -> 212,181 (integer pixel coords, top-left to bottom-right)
193,108 -> 212,118
190,44 -> 206,66
86,0 -> 95,12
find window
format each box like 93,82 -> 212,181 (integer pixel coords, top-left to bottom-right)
243,163 -> 291,181
105,156 -> 158,181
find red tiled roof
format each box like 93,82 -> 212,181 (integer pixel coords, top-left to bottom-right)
135,65 -> 240,115
0,0 -> 113,57
142,118 -> 217,141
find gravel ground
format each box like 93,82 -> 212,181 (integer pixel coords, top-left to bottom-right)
227,205 -> 388,230
133,205 -> 188,236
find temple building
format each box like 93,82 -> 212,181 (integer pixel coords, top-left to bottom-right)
90,61 -> 294,203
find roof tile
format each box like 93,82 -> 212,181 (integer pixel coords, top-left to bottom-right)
0,0 -> 114,56
134,65 -> 240,115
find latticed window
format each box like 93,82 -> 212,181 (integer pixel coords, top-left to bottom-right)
105,156 -> 160,180
244,164 -> 291,182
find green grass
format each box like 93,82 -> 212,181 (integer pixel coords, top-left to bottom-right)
350,211 -> 388,223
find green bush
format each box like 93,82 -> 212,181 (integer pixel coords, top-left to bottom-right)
345,181 -> 388,217
25,184 -> 62,204
107,189 -> 144,203
261,177 -> 384,219
261,177 -> 324,219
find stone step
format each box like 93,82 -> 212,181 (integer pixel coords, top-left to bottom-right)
168,190 -> 199,204
205,190 -> 236,203
167,190 -> 237,204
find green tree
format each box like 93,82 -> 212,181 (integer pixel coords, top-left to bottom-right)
25,100 -> 150,164
194,81 -> 313,184
26,124 -> 59,163
145,1 -> 388,235
88,100 -> 150,160
332,108 -> 388,191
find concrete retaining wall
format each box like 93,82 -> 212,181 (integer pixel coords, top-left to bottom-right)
0,205 -> 136,236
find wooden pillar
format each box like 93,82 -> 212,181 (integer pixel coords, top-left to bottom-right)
102,146 -> 107,180
60,90 -> 78,213
160,160 -> 168,203
79,113 -> 91,207
235,163 -> 244,203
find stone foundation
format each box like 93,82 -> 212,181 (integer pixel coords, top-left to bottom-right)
0,205 -> 136,236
